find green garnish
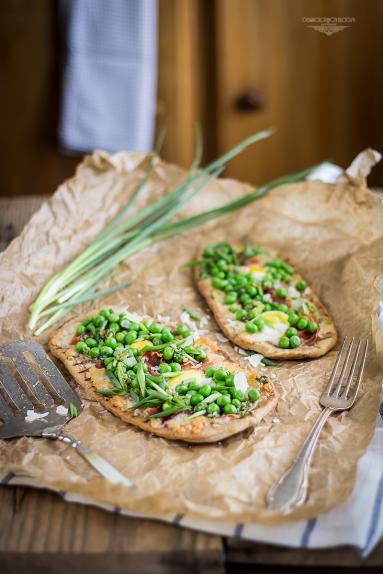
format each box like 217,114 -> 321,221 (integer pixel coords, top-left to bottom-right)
182,305 -> 201,321
261,357 -> 277,366
69,403 -> 78,417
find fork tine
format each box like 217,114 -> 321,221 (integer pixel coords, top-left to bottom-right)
332,337 -> 355,397
323,337 -> 348,397
341,340 -> 361,399
347,340 -> 368,404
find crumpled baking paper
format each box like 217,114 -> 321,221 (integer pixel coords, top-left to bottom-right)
0,149 -> 382,524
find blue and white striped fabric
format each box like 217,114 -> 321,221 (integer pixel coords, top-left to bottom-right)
1,404 -> 382,555
59,0 -> 157,154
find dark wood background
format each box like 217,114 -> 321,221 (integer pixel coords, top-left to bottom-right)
1,0 -> 383,197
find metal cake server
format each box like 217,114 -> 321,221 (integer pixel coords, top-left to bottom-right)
0,339 -> 134,488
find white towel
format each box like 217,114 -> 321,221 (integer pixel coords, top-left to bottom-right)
59,0 -> 157,153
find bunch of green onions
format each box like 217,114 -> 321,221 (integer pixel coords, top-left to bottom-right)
28,128 -> 316,335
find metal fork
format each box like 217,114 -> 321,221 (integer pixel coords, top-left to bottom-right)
267,337 -> 368,512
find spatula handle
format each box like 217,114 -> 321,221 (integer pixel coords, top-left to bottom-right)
47,432 -> 135,488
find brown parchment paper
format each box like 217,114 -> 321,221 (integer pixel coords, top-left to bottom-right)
0,150 -> 382,525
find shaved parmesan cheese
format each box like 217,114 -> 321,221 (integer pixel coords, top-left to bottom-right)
234,371 -> 248,393
234,346 -> 248,356
25,410 -> 49,423
56,405 -> 68,416
263,293 -> 273,303
215,332 -> 228,343
246,353 -> 264,369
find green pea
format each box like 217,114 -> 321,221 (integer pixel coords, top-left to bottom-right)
88,347 -> 100,358
288,312 -> 299,325
104,336 -> 117,349
75,341 -> 88,353
203,245 -> 215,258
297,317 -> 309,330
170,362 -> 181,372
109,322 -> 120,333
104,357 -> 114,366
214,368 -> 227,382
200,384 -> 211,398
246,323 -> 258,334
212,277 -> 224,289
76,325 -> 86,335
85,337 -> 97,348
115,332 -> 125,342
217,394 -> 231,407
81,317 -> 92,326
92,315 -> 104,327
161,329 -> 173,343
225,374 -> 235,387
225,293 -> 237,305
162,401 -> 172,411
263,304 -> 272,311
248,388 -> 260,402
108,312 -> 119,323
205,366 -> 216,378
232,389 -> 245,401
239,293 -> 251,305
130,322 -> 140,331
177,324 -> 191,337
149,322 -> 162,334
255,317 -> 265,329
296,280 -> 307,292
152,336 -> 162,346
231,399 -> 242,408
207,403 -> 220,414
229,304 -> 240,313
286,327 -> 298,337
190,393 -> 204,406
187,381 -> 199,391
236,309 -> 247,321
99,309 -> 109,317
276,287 -> 287,299
290,335 -> 301,348
100,345 -> 114,356
163,346 -> 174,361
159,363 -> 172,374
278,336 -> 290,349
176,384 -> 188,395
125,331 -> 137,345
223,404 -> 237,414
307,321 -> 318,333
247,286 -> 257,297
277,304 -> 289,313
195,349 -> 206,361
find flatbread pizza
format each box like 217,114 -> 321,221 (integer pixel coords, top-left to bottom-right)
49,309 -> 277,443
194,242 -> 337,359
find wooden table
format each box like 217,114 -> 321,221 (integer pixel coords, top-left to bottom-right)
1,196 -> 382,573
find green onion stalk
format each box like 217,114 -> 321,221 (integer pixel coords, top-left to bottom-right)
28,128 -> 318,334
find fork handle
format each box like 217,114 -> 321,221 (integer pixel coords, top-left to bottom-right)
47,432 -> 135,489
266,407 -> 333,511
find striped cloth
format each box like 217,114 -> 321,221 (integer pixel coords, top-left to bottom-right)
1,405 -> 382,555
58,0 -> 157,154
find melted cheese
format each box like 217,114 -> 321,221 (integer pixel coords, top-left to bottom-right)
130,340 -> 152,351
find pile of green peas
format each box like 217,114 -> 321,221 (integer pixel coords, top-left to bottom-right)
74,309 -> 206,366
199,243 -> 319,348
175,366 -> 262,416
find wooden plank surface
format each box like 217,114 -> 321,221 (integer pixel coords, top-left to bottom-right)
0,486 -> 224,574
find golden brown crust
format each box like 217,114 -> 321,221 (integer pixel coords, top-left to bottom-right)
194,251 -> 337,360
49,316 -> 278,443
